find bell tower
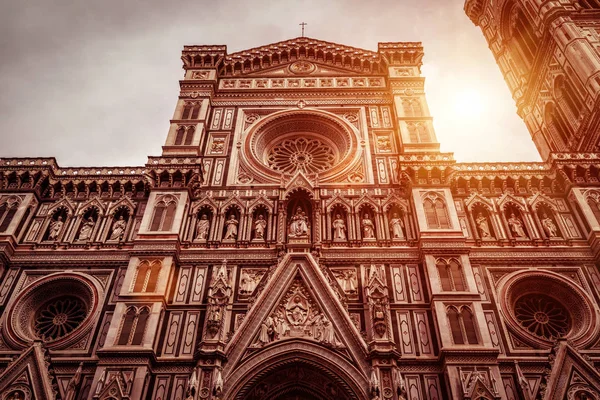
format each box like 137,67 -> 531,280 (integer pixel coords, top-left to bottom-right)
465,0 -> 600,159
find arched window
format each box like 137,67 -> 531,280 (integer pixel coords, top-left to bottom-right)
424,197 -> 450,229
437,259 -> 466,291
174,126 -> 186,145
508,7 -> 538,68
117,307 -> 137,345
448,307 -> 464,345
447,305 -> 479,345
184,126 -> 195,146
555,76 -> 584,122
587,196 -> 600,225
462,308 -> 479,344
182,102 -> 200,119
0,201 -> 18,232
133,262 -> 150,292
131,307 -> 150,345
545,102 -> 571,149
150,198 -> 177,232
133,261 -> 161,293
117,306 -> 150,346
182,102 -> 193,119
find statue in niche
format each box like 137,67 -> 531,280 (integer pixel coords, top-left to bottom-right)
362,213 -> 376,239
78,217 -> 95,241
196,214 -> 210,240
108,215 -> 126,241
47,216 -> 64,241
332,214 -> 347,241
224,214 -> 238,240
258,315 -> 275,345
541,213 -> 559,237
254,214 -> 267,239
288,206 -> 309,238
508,212 -> 527,238
475,212 -> 492,238
389,212 -> 404,239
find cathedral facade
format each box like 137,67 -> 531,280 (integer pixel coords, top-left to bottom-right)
1,2 -> 600,399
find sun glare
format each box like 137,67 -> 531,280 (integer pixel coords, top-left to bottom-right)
453,88 -> 486,118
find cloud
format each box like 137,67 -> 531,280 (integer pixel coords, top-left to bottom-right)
0,0 -> 540,166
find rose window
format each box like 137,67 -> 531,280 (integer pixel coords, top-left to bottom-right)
267,137 -> 335,175
5,273 -> 100,349
514,294 -> 570,340
500,272 -> 598,348
34,297 -> 87,340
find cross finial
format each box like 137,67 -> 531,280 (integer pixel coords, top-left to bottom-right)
299,22 -> 307,37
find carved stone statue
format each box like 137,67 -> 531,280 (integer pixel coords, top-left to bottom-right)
254,214 -> 267,239
288,206 -> 309,238
108,215 -> 126,241
508,213 -> 527,238
274,310 -> 290,339
541,213 -> 559,237
389,212 -> 404,239
224,214 -> 238,240
47,216 -> 64,241
7,392 -> 23,400
196,214 -> 210,240
239,269 -> 262,295
476,212 -> 492,238
335,269 -> 357,294
362,213 -> 375,239
259,315 -> 275,345
332,214 -> 347,241
78,217 -> 95,241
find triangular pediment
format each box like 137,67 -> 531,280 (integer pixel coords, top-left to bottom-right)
219,37 -> 385,77
0,342 -> 56,400
240,61 -> 367,77
247,273 -> 346,349
223,253 -> 369,389
542,340 -> 600,400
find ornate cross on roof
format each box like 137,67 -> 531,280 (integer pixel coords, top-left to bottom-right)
299,22 -> 307,37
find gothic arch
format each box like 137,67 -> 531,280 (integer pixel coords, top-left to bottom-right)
225,340 -> 369,400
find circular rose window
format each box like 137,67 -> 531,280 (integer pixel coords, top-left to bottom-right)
267,137 -> 336,175
499,271 -> 599,348
34,296 -> 87,340
514,294 -> 571,340
241,111 -> 361,183
5,273 -> 100,349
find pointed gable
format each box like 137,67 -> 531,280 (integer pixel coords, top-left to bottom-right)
222,253 -> 370,398
0,342 -> 57,400
220,37 -> 385,77
542,340 -> 600,400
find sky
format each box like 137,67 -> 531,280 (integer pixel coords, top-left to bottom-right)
0,0 -> 541,167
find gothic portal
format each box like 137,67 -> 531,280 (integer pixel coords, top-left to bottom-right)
2,11 -> 600,399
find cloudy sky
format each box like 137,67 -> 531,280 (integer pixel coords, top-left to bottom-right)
0,0 -> 541,167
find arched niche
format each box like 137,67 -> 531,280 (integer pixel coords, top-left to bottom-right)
194,205 -> 215,242
286,189 -> 313,242
222,205 -> 242,242
357,203 -> 377,241
330,203 -> 350,243
74,206 -> 100,242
